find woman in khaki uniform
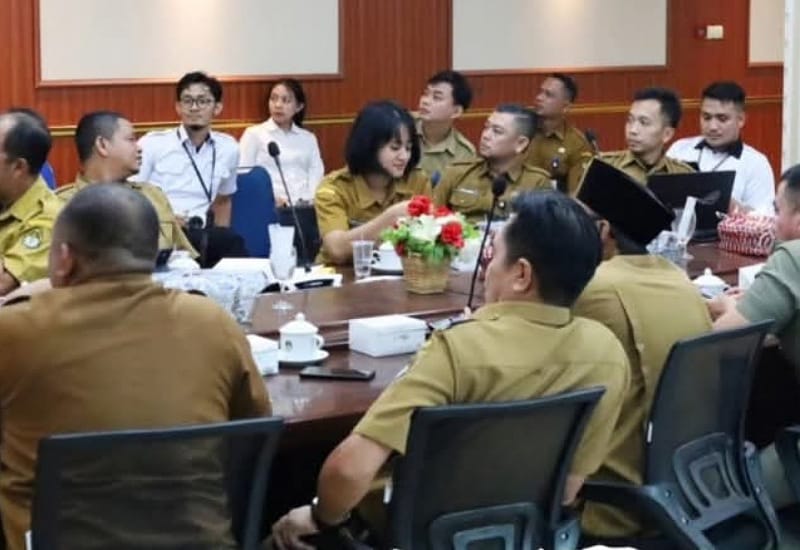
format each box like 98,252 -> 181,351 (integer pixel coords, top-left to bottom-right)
314,101 -> 431,264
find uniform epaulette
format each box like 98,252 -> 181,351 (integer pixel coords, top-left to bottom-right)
598,150 -> 628,160
53,183 -> 76,196
522,163 -> 552,178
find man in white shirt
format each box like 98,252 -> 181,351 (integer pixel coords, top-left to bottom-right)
135,71 -> 247,265
667,81 -> 775,214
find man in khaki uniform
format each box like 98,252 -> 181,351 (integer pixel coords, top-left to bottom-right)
57,111 -> 196,257
574,162 -> 712,537
434,104 -> 551,223
0,110 -> 61,296
272,191 -> 630,547
0,185 -> 269,550
527,73 -> 594,195
591,87 -> 693,186
416,70 -> 476,178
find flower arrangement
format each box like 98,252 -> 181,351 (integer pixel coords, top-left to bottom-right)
381,195 -> 478,264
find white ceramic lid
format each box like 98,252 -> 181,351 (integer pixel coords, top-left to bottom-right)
693,268 -> 727,288
279,313 -> 318,335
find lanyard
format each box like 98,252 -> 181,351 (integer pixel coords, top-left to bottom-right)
177,129 -> 216,204
697,147 -> 730,172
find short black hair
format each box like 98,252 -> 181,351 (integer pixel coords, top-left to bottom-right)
269,79 -> 307,127
75,111 -> 124,164
345,100 -> 420,178
0,109 -> 52,175
702,81 -> 746,109
549,73 -> 578,102
780,164 -> 800,210
504,190 -> 602,307
427,70 -> 473,110
495,104 -> 538,139
176,71 -> 223,103
55,184 -> 159,270
633,87 -> 682,129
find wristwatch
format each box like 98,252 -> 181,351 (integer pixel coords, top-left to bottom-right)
310,497 -> 351,531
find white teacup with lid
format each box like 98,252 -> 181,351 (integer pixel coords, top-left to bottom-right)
279,313 -> 325,362
693,268 -> 728,298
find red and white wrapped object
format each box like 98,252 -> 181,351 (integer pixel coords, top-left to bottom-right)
718,213 -> 776,257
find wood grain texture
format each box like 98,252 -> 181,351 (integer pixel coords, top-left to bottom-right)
0,0 -> 782,184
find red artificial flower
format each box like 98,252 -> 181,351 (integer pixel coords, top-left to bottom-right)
407,195 -> 432,217
433,205 -> 452,218
440,221 -> 464,247
395,243 -> 405,256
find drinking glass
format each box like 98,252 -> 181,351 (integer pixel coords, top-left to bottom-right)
270,247 -> 297,311
352,240 -> 374,279
672,208 -> 697,260
269,224 -> 297,311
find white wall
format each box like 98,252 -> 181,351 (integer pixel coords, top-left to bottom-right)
452,0 -> 667,72
38,0 -> 339,82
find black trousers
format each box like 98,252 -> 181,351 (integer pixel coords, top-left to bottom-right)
183,226 -> 249,268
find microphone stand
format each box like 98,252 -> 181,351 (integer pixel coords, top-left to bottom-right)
467,175 -> 508,311
269,146 -> 312,273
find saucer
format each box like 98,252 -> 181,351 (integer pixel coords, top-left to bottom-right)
278,348 -> 329,368
371,260 -> 403,275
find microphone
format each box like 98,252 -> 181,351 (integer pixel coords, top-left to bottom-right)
467,174 -> 508,311
268,141 -> 311,273
585,129 -> 600,154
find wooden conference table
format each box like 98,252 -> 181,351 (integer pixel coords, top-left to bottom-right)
254,243 -> 779,520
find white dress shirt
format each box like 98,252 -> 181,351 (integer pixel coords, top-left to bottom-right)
667,135 -> 775,214
238,119 -> 324,203
135,125 -> 240,222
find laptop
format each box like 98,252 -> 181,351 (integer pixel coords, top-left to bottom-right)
647,171 -> 735,241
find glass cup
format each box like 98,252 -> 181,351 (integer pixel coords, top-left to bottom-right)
352,240 -> 374,279
269,224 -> 298,311
672,208 -> 697,260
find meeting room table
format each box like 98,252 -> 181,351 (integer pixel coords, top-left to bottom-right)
255,243 -> 794,523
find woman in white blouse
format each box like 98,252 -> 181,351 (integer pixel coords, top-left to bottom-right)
239,79 -> 324,206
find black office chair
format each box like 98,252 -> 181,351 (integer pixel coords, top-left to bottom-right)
277,204 -> 321,266
580,320 -> 780,550
774,425 -> 800,543
30,417 -> 284,550
385,387 -> 606,550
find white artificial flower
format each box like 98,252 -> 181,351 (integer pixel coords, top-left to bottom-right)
409,214 -> 442,242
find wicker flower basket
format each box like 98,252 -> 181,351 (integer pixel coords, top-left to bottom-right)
401,254 -> 451,294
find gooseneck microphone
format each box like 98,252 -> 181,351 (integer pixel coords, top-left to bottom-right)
268,141 -> 311,273
585,129 -> 600,154
467,174 -> 508,311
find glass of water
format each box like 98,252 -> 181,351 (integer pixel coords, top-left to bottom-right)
351,240 -> 374,279
270,246 -> 297,311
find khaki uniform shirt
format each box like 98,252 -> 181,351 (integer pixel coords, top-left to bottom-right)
354,301 -> 630,479
738,240 -> 800,379
0,275 -> 270,550
573,255 -> 712,537
314,168 -> 432,263
433,159 -> 551,223
56,176 -> 197,257
591,150 -> 694,186
0,178 -> 61,286
526,122 -> 593,195
416,120 -> 477,178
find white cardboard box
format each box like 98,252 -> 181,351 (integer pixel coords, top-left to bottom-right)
349,315 -> 427,357
246,334 -> 279,375
738,263 -> 765,291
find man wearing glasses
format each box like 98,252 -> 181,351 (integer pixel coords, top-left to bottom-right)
135,71 -> 246,266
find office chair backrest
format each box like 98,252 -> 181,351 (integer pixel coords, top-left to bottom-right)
643,320 -> 775,541
388,387 -> 606,550
232,166 -> 279,257
31,417 -> 283,550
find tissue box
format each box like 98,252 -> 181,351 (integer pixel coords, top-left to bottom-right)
246,335 -> 279,375
738,263 -> 765,291
349,315 -> 427,357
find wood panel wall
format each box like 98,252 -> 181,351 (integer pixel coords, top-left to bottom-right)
0,0 -> 782,184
